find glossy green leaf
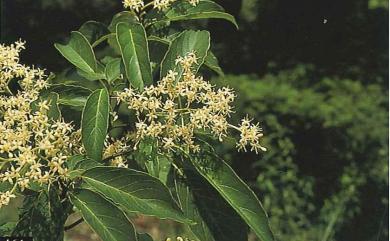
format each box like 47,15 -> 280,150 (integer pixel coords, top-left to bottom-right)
160,30 -> 210,80
116,22 -> 153,90
81,88 -> 110,161
70,189 -> 138,241
55,31 -> 97,73
169,166 -> 248,241
147,0 -> 238,29
105,58 -> 123,83
81,167 -> 191,224
79,21 -> 109,44
191,156 -> 275,241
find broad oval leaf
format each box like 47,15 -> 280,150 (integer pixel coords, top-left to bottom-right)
70,188 -> 138,241
81,167 -> 191,224
116,22 -> 153,90
191,157 -> 275,241
55,31 -> 97,74
81,88 -> 110,161
147,0 -> 238,29
160,30 -> 210,80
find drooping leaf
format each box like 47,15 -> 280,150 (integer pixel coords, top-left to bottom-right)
70,189 -> 138,241
160,30 -> 210,80
146,0 -> 238,29
55,31 -> 97,74
190,155 -> 275,241
204,51 -> 224,76
81,167 -> 191,224
79,21 -> 110,44
169,164 -> 248,241
81,88 -> 110,162
116,22 -> 153,90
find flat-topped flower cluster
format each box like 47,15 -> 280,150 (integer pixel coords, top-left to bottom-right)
123,0 -> 200,12
117,52 -> 266,154
0,41 -> 77,207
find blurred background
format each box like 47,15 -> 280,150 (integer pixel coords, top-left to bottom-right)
1,0 -> 389,240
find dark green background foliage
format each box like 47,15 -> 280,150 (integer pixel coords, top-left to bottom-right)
1,0 -> 388,240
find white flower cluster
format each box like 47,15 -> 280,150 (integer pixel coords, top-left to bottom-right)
166,237 -> 195,241
123,0 -> 199,12
117,52 -> 266,154
103,135 -> 132,168
0,41 -> 77,208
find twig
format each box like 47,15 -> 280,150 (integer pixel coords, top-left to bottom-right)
64,217 -> 84,231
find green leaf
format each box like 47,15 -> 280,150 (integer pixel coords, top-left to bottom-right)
48,84 -> 92,109
116,22 -> 153,90
79,21 -> 110,44
67,155 -> 102,179
190,156 -> 275,241
105,58 -> 123,83
55,31 -> 97,73
204,51 -> 224,76
77,62 -> 106,81
70,189 -> 138,241
148,37 -> 170,76
81,88 -> 110,162
13,188 -> 72,241
81,167 -> 191,224
147,0 -> 238,29
138,233 -> 154,241
160,30 -> 210,80
169,166 -> 248,241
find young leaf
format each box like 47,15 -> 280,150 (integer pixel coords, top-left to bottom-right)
81,88 -> 110,162
116,22 -> 153,90
147,0 -> 238,29
81,167 -> 191,224
54,31 -> 97,74
190,156 -> 275,241
160,30 -> 210,80
70,189 -> 138,241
